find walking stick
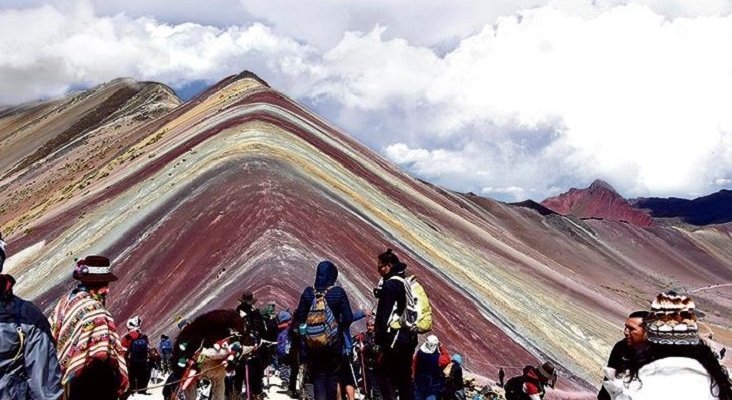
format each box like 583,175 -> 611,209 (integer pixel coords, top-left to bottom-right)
358,339 -> 368,398
245,360 -> 251,400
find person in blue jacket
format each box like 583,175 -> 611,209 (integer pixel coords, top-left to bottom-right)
0,234 -> 64,400
294,260 -> 354,400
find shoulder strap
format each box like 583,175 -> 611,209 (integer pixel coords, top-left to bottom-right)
14,297 -> 22,327
313,286 -> 333,296
11,298 -> 26,363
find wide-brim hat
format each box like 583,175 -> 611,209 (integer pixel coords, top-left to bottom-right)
73,255 -> 118,284
538,362 -> 556,381
239,290 -> 255,304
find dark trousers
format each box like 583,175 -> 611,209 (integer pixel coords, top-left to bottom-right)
376,347 -> 415,400
128,360 -> 149,392
234,356 -> 264,396
67,359 -> 120,400
313,372 -> 338,400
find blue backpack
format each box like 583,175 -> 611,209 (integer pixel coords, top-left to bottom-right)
160,338 -> 173,354
130,337 -> 149,362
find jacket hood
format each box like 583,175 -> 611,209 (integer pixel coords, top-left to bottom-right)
314,260 -> 338,290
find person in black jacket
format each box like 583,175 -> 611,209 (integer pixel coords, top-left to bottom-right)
0,235 -> 64,400
596,310 -> 649,400
294,260 -> 354,400
373,248 -> 418,400
235,289 -> 267,399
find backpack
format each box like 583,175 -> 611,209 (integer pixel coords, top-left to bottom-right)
504,375 -> 544,400
388,275 -> 432,334
304,287 -> 339,349
276,329 -> 291,360
130,336 -> 149,362
160,339 -> 173,354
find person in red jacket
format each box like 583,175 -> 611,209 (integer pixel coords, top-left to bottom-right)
121,315 -> 151,395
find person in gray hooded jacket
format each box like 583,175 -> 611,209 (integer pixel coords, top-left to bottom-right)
0,235 -> 63,400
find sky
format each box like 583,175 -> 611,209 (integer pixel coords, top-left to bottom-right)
1,0 -> 731,201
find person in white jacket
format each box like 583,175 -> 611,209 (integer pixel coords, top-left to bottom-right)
603,291 -> 732,400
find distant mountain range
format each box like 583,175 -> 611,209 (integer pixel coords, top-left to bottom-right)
631,190 -> 732,225
540,180 -> 732,227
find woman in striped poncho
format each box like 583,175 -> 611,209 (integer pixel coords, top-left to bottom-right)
50,256 -> 129,400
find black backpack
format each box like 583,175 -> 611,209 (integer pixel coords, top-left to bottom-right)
504,376 -> 529,400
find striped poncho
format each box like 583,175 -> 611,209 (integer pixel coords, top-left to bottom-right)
49,288 -> 129,394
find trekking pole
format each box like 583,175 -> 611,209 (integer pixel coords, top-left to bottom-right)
348,359 -> 360,399
358,340 -> 368,398
245,360 -> 251,400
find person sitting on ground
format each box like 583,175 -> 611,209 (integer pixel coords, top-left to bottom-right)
504,362 -> 556,400
597,310 -> 649,400
50,255 -> 129,400
413,334 -> 451,400
122,315 -> 151,395
0,235 -> 64,400
602,291 -> 732,400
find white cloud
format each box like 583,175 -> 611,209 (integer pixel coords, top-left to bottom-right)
1,2 -> 732,201
481,186 -> 526,197
0,3 -> 317,103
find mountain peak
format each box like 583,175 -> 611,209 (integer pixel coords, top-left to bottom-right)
541,180 -> 653,227
588,179 -> 617,193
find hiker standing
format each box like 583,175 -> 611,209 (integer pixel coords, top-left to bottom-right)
498,367 -> 505,387
373,249 -> 418,400
412,334 -> 451,400
50,255 -> 129,400
235,289 -> 267,399
355,319 -> 381,400
159,334 -> 174,374
0,235 -> 63,400
275,309 -> 294,392
597,310 -> 649,400
602,292 -> 732,400
122,315 -> 151,395
294,260 -> 354,400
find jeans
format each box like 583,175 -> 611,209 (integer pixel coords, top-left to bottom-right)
313,372 -> 338,400
414,388 -> 439,400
